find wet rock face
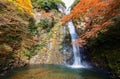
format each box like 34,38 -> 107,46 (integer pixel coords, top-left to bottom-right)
29,10 -> 65,64
76,21 -> 86,34
73,17 -> 93,35
73,18 -> 87,35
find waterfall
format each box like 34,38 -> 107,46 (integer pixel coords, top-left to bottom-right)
60,0 -> 89,68
67,20 -> 84,68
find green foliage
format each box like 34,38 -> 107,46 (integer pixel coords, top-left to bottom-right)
36,18 -> 56,32
31,0 -> 65,12
20,43 -> 46,59
21,50 -> 31,59
29,17 -> 37,35
71,0 -> 80,9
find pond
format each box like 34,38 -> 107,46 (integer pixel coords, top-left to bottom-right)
0,64 -> 109,79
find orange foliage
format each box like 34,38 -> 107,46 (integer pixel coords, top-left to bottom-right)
61,0 -> 120,45
61,0 -> 108,24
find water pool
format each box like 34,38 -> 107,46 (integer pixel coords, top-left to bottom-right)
0,64 -> 109,79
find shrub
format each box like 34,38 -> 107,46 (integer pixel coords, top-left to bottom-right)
36,18 -> 56,32
31,0 -> 65,12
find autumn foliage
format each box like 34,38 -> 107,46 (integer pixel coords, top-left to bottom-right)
8,0 -> 33,16
61,0 -> 120,45
0,0 -> 35,69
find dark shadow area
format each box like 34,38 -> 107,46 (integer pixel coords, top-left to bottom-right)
88,16 -> 120,79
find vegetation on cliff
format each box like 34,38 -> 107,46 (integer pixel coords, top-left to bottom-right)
61,0 -> 120,76
88,16 -> 120,76
31,0 -> 64,12
0,0 -> 36,75
8,0 -> 33,16
62,0 -> 120,42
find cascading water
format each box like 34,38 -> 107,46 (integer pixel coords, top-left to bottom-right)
67,20 -> 84,68
61,0 -> 89,68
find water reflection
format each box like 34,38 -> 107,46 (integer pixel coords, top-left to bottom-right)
1,64 -> 109,79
